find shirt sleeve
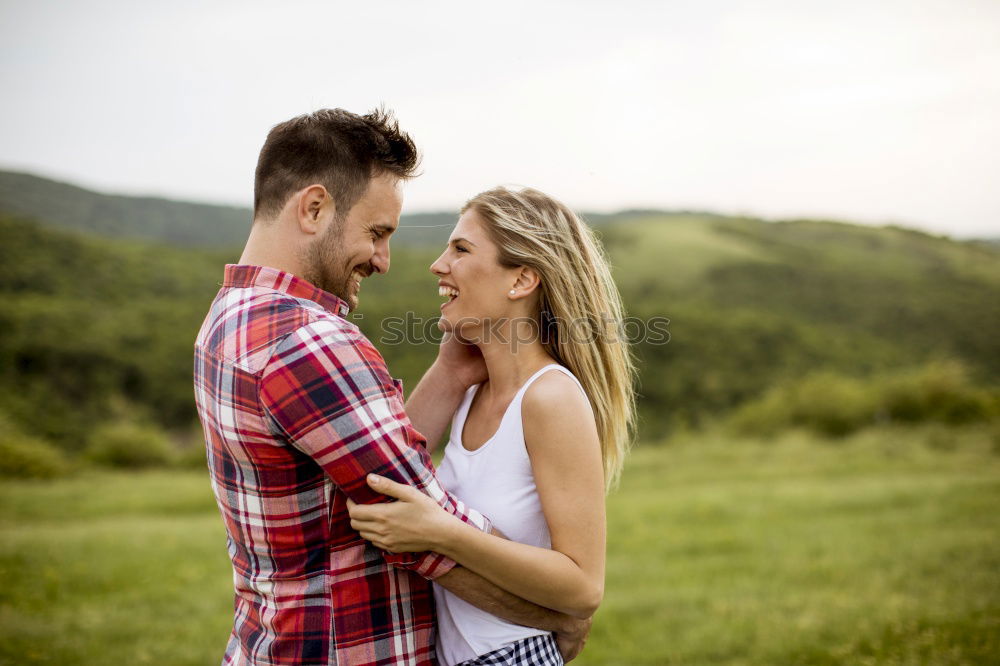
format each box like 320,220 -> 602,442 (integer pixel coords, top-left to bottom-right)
258,319 -> 490,580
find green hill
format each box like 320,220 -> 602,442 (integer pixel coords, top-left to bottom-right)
0,169 -> 741,248
602,215 -> 1000,430
1,171 -> 998,447
0,170 -> 474,248
0,170 -> 507,247
0,170 -> 252,247
0,216 -> 232,445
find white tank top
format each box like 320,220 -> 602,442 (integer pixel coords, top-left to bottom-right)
433,363 -> 587,666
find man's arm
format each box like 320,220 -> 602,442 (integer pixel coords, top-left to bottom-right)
435,566 -> 591,662
403,361 -> 467,452
258,320 -> 489,577
405,333 -> 487,452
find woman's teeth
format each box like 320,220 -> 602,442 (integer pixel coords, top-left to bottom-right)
438,286 -> 459,301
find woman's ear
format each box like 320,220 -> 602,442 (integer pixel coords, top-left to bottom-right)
511,267 -> 541,296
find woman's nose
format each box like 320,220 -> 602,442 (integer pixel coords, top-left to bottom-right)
429,252 -> 448,276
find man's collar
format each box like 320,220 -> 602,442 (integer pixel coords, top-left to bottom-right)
223,264 -> 351,318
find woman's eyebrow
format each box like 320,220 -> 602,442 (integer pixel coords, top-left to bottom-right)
449,237 -> 477,247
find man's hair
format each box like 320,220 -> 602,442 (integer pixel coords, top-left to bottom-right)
253,107 -> 420,221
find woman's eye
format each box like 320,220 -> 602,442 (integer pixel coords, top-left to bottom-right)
455,245 -> 468,253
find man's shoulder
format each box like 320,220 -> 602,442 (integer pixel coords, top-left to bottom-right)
268,316 -> 391,379
198,285 -> 365,373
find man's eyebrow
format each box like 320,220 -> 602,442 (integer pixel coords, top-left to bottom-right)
449,237 -> 477,247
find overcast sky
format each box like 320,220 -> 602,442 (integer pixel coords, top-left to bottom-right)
1,0 -> 998,237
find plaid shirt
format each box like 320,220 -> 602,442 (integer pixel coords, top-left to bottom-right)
193,264 -> 491,666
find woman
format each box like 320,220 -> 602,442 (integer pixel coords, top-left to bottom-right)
348,187 -> 636,665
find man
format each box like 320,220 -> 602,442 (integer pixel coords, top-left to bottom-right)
193,108 -> 589,665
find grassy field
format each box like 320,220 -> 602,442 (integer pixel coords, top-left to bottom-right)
1,426 -> 998,665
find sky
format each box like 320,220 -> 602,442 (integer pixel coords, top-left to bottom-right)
1,0 -> 998,238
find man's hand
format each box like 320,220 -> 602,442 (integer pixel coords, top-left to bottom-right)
435,330 -> 487,389
555,614 -> 593,662
435,566 -> 594,661
404,331 -> 487,450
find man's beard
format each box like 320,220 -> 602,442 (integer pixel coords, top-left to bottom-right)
303,220 -> 372,310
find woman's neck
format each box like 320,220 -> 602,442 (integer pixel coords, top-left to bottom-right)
476,335 -> 556,401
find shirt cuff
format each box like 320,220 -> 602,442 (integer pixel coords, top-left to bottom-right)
384,550 -> 458,580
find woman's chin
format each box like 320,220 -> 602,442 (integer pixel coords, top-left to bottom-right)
438,306 -> 488,343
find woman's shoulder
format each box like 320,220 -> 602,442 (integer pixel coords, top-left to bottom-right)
521,366 -> 594,426
524,364 -> 582,399
520,365 -> 599,460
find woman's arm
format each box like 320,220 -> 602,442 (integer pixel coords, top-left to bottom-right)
348,371 -> 606,619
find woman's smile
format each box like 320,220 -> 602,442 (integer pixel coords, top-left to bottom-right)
438,283 -> 460,310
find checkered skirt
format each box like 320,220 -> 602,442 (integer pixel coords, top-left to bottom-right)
455,633 -> 563,665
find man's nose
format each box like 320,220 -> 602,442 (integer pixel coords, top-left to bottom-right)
372,243 -> 390,274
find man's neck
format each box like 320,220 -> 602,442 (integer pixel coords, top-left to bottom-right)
238,221 -> 303,276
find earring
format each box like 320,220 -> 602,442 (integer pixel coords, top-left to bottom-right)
509,290 -> 516,295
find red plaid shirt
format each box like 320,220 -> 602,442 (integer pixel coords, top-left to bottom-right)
193,265 -> 491,665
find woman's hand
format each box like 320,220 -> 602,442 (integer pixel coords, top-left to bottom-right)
346,475 -> 458,553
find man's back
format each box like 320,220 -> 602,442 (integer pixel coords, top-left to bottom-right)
194,264 -> 483,666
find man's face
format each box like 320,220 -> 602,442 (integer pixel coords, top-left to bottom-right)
304,173 -> 402,311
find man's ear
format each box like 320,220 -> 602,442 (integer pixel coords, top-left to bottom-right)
295,184 -> 335,235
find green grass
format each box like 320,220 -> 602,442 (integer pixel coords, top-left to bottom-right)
587,426 -> 1000,665
1,426 -> 998,665
0,472 -> 233,665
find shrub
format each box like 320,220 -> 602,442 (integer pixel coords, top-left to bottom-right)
173,443 -> 208,469
728,372 -> 874,437
728,360 -> 999,439
784,372 -> 876,437
0,414 -> 69,479
84,421 -> 174,468
881,361 -> 997,425
724,390 -> 790,437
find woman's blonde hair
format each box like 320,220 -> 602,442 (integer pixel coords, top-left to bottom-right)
462,186 -> 638,490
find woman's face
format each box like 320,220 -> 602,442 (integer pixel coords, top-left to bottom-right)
430,208 -> 521,340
